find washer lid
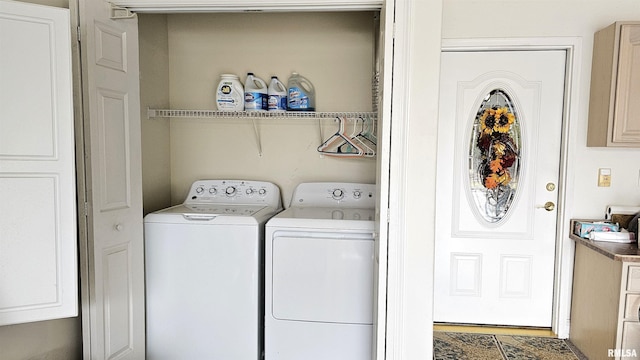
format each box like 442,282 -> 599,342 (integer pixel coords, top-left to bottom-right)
153,204 -> 267,217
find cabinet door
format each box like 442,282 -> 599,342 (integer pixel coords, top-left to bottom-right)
612,24 -> 640,145
0,0 -> 76,325
621,322 -> 640,357
78,0 -> 145,359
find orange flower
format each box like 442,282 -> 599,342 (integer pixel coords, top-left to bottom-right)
484,174 -> 500,189
490,159 -> 503,173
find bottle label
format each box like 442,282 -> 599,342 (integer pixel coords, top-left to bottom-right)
217,82 -> 242,110
268,94 -> 287,111
245,92 -> 267,110
288,86 -> 310,110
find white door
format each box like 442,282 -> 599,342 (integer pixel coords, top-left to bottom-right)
78,0 -> 145,358
0,0 -> 76,325
373,1 -> 393,358
434,50 -> 565,327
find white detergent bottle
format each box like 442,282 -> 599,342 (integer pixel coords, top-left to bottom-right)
216,74 -> 244,111
287,72 -> 315,111
267,76 -> 287,112
244,73 -> 268,111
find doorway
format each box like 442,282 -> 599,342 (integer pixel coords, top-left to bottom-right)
433,38 -> 582,337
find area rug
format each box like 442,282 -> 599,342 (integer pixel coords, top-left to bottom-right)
434,332 -> 584,360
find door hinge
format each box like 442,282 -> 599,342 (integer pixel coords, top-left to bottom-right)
76,26 -> 81,43
83,202 -> 89,217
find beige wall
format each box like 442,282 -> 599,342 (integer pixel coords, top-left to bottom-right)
139,14 -> 171,214
138,12 -> 378,206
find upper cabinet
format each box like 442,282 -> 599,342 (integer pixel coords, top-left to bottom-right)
587,22 -> 640,147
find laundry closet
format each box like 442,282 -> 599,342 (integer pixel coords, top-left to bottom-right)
138,10 -> 382,213
77,1 -> 393,358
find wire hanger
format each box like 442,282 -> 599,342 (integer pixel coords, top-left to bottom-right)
349,117 -> 376,157
317,117 -> 364,157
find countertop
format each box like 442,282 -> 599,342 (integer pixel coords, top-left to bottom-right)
570,219 -> 640,262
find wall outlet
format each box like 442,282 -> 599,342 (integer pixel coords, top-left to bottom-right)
598,168 -> 611,187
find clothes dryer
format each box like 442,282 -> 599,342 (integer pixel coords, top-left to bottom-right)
264,182 -> 376,360
144,180 -> 282,360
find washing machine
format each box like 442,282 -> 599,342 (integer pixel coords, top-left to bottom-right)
264,182 -> 376,360
144,179 -> 282,360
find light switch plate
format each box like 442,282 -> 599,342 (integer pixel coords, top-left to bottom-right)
598,168 -> 611,187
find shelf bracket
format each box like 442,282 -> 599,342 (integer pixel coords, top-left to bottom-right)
251,119 -> 262,157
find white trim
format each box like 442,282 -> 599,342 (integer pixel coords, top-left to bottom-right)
441,36 -> 583,338
108,0 -> 383,12
385,0 -> 412,357
372,1 -> 395,360
385,0 -> 443,359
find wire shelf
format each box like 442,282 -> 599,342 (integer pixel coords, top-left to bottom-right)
147,108 -> 377,120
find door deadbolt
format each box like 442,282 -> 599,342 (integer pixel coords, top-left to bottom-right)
546,183 -> 556,191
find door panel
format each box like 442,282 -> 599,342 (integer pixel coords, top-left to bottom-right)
79,0 -> 144,358
373,1 -> 393,358
0,0 -> 77,326
434,50 -> 565,327
272,235 -> 374,324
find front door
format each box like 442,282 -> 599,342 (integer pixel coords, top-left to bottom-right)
434,50 -> 566,327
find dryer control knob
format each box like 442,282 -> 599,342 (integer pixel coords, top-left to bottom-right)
353,190 -> 362,199
246,188 -> 254,195
332,189 -> 344,200
225,186 -> 236,196
196,186 -> 204,194
258,188 -> 267,196
209,187 -> 217,195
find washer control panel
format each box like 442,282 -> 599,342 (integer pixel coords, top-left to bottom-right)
185,180 -> 281,207
292,182 -> 376,208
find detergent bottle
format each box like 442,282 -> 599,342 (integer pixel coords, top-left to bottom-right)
244,73 -> 268,111
287,72 -> 315,111
267,76 -> 287,111
216,74 -> 244,111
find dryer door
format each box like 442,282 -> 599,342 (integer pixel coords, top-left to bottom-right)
271,231 -> 374,324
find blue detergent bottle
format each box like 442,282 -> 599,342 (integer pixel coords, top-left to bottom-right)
287,72 -> 315,111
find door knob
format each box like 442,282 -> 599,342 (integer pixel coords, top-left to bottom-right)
537,202 -> 555,211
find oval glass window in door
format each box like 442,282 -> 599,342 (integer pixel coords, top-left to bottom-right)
468,89 -> 521,224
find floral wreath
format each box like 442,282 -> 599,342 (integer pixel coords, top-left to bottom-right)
476,106 -> 518,190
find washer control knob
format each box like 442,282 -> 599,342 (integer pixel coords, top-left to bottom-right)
196,186 -> 204,194
258,188 -> 267,196
246,188 -> 254,195
332,189 -> 344,200
225,186 -> 236,196
209,187 -> 217,195
353,190 -> 362,199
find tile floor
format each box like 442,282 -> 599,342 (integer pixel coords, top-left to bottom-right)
433,324 -> 588,360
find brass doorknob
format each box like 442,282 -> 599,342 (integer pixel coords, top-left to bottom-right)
537,202 -> 555,211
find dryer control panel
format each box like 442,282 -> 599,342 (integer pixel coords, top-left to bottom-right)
185,180 -> 281,208
290,182 -> 375,208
